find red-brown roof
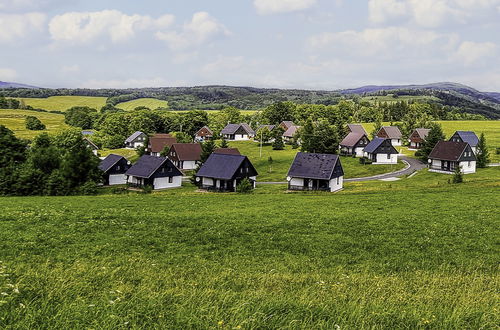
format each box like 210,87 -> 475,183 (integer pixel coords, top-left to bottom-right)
377,126 -> 402,139
214,148 -> 240,155
340,132 -> 368,147
195,126 -> 213,137
347,124 -> 368,135
428,141 -> 469,161
169,143 -> 202,161
149,134 -> 177,153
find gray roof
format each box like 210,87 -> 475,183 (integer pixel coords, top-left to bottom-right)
287,152 -> 343,180
379,126 -> 402,139
98,154 -> 125,172
125,131 -> 145,143
347,124 -> 368,135
452,131 -> 479,147
364,137 -> 386,153
126,155 -> 180,178
283,125 -> 300,137
196,153 -> 254,180
258,125 -> 275,131
221,123 -> 255,135
340,132 -> 367,147
415,128 -> 431,139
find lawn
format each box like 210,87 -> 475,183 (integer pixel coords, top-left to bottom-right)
17,96 -> 107,112
227,141 -> 405,181
0,109 -> 69,139
0,167 -> 498,328
116,98 -> 169,111
100,148 -> 139,162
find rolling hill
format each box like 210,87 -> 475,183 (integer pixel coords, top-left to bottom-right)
0,81 -> 39,89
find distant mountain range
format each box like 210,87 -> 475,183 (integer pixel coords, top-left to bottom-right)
1,81 -> 499,118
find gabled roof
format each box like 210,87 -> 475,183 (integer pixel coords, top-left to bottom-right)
283,125 -> 300,138
379,126 -> 402,139
221,123 -> 255,135
414,128 -> 431,139
429,141 -> 473,161
149,134 -> 177,153
126,155 -> 181,178
340,132 -> 368,147
347,124 -> 368,135
364,137 -> 387,153
99,154 -> 126,172
287,152 -> 343,180
125,131 -> 145,143
452,131 -> 479,147
170,143 -> 202,161
214,148 -> 240,155
195,126 -> 213,136
196,153 -> 256,180
280,121 -> 295,129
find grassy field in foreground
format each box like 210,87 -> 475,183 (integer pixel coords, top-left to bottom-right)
116,98 -> 169,111
0,168 -> 498,328
17,96 -> 107,112
228,141 -> 405,181
0,109 -> 68,139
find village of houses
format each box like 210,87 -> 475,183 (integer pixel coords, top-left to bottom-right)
94,121 -> 481,193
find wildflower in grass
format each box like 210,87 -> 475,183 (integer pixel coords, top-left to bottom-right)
13,288 -> 19,294
218,320 -> 224,327
19,303 -> 26,308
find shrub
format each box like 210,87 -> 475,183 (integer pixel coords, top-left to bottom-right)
236,178 -> 253,193
25,116 -> 46,130
79,181 -> 98,195
452,166 -> 463,184
359,157 -> 372,165
142,185 -> 153,194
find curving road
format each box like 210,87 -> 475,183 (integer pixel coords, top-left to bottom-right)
257,156 -> 427,185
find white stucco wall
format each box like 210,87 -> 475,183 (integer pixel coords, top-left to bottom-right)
374,153 -> 398,164
202,177 -> 214,186
391,138 -> 402,146
354,147 -> 364,157
290,177 -> 304,187
329,176 -> 343,192
460,161 -> 476,174
108,174 -> 127,185
234,134 -> 250,141
153,176 -> 182,189
179,160 -> 197,170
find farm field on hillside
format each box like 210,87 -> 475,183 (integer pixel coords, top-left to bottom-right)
361,94 -> 440,104
0,109 -> 68,139
17,96 -> 107,112
116,98 -> 169,111
0,168 -> 498,328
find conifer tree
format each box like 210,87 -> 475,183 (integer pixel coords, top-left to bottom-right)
272,126 -> 285,150
418,123 -> 445,161
219,138 -> 229,148
476,133 -> 490,168
200,139 -> 215,163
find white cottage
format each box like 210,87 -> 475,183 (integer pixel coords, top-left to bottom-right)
377,126 -> 403,146
220,123 -> 255,141
428,141 -> 476,174
125,155 -> 183,190
124,131 -> 147,149
363,137 -> 399,164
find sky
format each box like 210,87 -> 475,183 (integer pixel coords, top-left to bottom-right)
1,0 -> 500,91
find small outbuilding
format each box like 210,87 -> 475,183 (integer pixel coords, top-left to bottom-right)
168,143 -> 202,170
125,155 -> 183,190
287,152 -> 344,192
377,126 -> 403,146
408,128 -> 430,149
98,154 -> 130,185
428,141 -> 476,174
125,131 -> 147,149
449,131 -> 479,154
194,126 -> 213,142
363,137 -> 399,164
195,153 -> 258,192
339,132 -> 370,157
220,123 -> 255,141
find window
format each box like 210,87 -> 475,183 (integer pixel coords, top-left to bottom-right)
117,165 -> 121,170
336,177 -> 339,184
168,177 -> 173,183
387,153 -> 390,159
240,168 -> 243,173
161,168 -> 165,173
168,167 -> 172,172
468,161 -> 471,167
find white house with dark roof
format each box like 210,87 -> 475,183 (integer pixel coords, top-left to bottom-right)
125,131 -> 147,149
449,131 -> 479,154
167,143 -> 202,170
125,155 -> 183,190
286,152 -> 344,192
428,141 -> 476,174
220,123 -> 255,141
98,154 -> 130,185
339,132 -> 370,157
376,126 -> 403,146
363,138 -> 398,164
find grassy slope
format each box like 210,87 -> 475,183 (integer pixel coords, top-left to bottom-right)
228,141 -> 405,181
116,98 -> 169,111
0,168 -> 498,328
0,109 -> 69,139
18,96 -> 107,111
361,95 -> 440,104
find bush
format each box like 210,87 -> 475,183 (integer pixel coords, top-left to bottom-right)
25,116 -> 46,130
79,181 -> 98,195
359,157 -> 372,165
142,185 -> 153,194
236,178 -> 253,193
452,166 -> 463,184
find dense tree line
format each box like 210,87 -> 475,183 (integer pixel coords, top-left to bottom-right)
0,126 -> 101,196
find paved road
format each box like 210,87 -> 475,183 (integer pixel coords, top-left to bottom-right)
257,156 -> 427,185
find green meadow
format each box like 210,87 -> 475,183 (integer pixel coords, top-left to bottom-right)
0,109 -> 68,139
17,96 -> 107,112
116,98 -> 169,111
0,168 -> 498,328
361,94 -> 440,104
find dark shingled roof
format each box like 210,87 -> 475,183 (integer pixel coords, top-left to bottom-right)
126,155 -> 178,178
99,154 -> 125,172
379,126 -> 402,139
221,123 -> 255,135
340,132 -> 367,147
196,153 -> 255,180
429,141 -> 472,161
347,124 -> 368,135
452,131 -> 479,147
287,152 -> 343,180
125,131 -> 145,143
149,134 -> 177,153
214,148 -> 240,155
363,137 -> 386,153
170,143 -> 202,161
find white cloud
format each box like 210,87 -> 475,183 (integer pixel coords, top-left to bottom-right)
81,77 -> 170,89
368,0 -> 407,23
49,10 -> 175,44
254,0 -> 317,14
156,12 -> 230,51
0,0 -> 72,12
0,68 -> 18,81
0,12 -> 46,43
454,41 -> 498,65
